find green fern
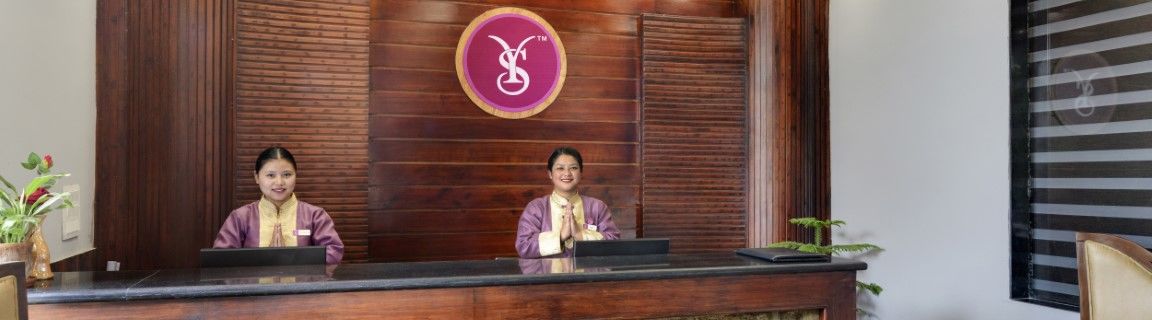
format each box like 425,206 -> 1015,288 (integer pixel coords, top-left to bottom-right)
827,243 -> 881,254
765,241 -> 806,250
857,281 -> 883,296
768,217 -> 884,312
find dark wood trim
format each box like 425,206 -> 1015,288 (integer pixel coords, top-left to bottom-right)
1076,232 -> 1152,320
92,0 -> 130,272
742,0 -> 830,244
212,0 -> 236,258
743,0 -> 773,247
777,0 -> 830,245
0,261 -> 28,320
49,251 -> 96,273
1073,232 -> 1152,272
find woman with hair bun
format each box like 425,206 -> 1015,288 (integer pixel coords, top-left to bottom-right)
213,146 -> 344,264
515,146 -> 620,258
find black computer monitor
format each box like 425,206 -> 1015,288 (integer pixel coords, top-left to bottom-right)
573,254 -> 671,270
572,238 -> 670,257
199,246 -> 326,268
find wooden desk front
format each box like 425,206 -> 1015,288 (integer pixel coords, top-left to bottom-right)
29,253 -> 866,319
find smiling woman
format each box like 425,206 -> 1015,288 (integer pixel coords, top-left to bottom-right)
212,147 -> 345,264
515,147 -> 621,258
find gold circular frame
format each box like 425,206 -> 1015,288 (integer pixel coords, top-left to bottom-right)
455,7 -> 567,119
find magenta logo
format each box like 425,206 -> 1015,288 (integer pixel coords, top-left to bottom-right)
456,8 -> 567,119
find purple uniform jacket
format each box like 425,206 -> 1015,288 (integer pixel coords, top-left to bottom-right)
515,195 -> 621,258
213,200 -> 345,264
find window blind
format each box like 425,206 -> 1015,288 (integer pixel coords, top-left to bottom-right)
1013,0 -> 1152,310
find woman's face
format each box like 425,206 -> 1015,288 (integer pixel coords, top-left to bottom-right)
548,154 -> 581,196
255,158 -> 296,206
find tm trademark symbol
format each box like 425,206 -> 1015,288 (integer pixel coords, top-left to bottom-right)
536,35 -> 548,42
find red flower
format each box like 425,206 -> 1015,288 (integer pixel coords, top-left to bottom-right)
26,187 -> 49,205
44,155 -> 53,169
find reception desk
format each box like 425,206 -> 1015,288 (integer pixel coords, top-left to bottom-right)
29,253 -> 866,319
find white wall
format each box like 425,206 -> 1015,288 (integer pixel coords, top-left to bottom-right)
830,0 -> 1079,319
0,3 -> 1091,316
0,0 -> 96,262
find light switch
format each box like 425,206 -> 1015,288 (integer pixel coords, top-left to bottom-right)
61,184 -> 80,240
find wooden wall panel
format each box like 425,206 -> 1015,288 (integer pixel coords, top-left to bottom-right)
89,0 -> 131,272
743,0 -> 773,248
369,0 -> 738,261
370,92 -> 638,121
768,0 -> 831,245
737,0 -> 831,246
233,0 -> 371,262
91,0 -> 233,270
641,14 -> 748,253
371,164 -> 638,186
87,0 -> 833,268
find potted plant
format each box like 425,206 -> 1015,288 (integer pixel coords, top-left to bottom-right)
768,217 -> 883,317
0,152 -> 72,280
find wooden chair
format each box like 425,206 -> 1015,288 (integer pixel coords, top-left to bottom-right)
1076,232 -> 1152,320
0,261 -> 28,320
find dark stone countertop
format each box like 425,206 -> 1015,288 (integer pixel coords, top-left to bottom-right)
29,253 -> 866,304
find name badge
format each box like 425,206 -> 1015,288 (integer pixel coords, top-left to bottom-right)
295,229 -> 311,236
587,224 -> 598,232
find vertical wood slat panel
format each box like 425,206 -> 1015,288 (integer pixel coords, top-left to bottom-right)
641,14 -> 748,253
743,0 -> 772,248
768,0 -> 830,245
233,0 -> 371,263
88,0 -> 233,270
90,0 -> 131,272
809,0 -> 831,247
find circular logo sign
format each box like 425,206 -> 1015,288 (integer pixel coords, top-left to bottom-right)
1048,50 -> 1116,134
456,8 -> 567,119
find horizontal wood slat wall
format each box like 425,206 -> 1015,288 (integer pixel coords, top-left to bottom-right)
368,0 -> 738,261
641,14 -> 748,253
233,0 -> 371,262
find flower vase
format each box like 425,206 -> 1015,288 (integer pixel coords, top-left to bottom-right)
28,226 -> 52,280
0,241 -> 33,285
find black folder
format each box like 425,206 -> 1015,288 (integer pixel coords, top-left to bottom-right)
735,248 -> 830,263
